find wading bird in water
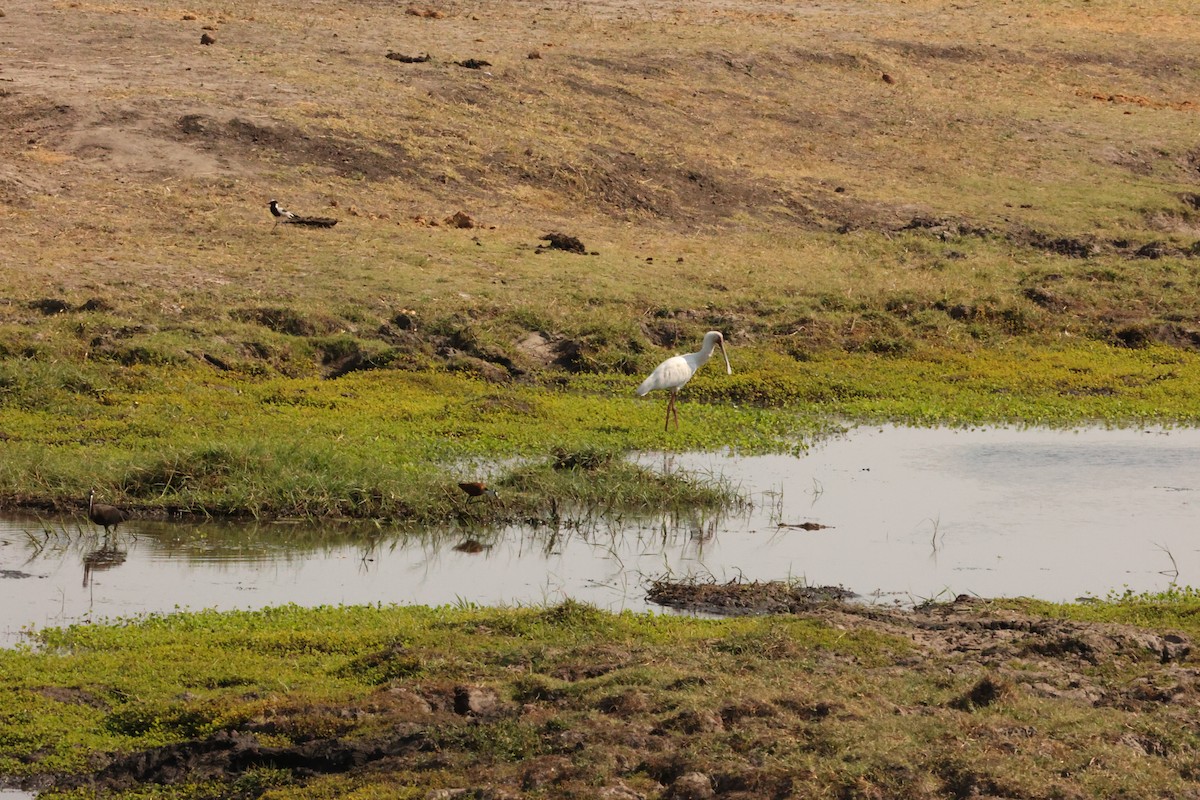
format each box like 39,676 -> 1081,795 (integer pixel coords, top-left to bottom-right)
458,481 -> 499,501
88,489 -> 128,535
636,330 -> 732,431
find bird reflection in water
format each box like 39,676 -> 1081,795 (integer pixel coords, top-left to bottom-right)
82,535 -> 127,588
83,489 -> 130,587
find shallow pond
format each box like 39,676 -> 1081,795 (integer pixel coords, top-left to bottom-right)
2,425 -> 1198,648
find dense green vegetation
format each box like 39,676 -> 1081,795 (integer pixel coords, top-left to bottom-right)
2,341 -> 1197,520
2,594 -> 1200,799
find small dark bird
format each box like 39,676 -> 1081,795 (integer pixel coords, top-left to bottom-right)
458,481 -> 499,501
268,199 -> 338,230
88,489 -> 128,535
200,32 -> 215,45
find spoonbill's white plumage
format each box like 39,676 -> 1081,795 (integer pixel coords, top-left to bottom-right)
636,330 -> 732,431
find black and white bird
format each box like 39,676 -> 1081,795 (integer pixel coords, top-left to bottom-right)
268,199 -> 338,230
268,199 -> 299,226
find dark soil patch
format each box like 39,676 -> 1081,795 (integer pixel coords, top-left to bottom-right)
35,686 -> 110,709
172,114 -> 421,182
494,142 -> 850,228
0,93 -> 79,149
949,676 -> 1013,710
646,577 -> 856,615
231,306 -> 343,337
61,729 -> 430,793
899,215 -> 992,240
28,298 -> 71,315
1022,285 -> 1074,312
1111,323 -> 1200,350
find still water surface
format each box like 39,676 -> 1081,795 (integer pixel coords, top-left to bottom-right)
1,425 -> 1197,648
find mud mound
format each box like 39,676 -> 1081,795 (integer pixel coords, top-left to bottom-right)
647,577 -> 856,615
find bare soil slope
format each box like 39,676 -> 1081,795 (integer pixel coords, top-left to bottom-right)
3,0 -> 1198,235
2,0 -> 1198,377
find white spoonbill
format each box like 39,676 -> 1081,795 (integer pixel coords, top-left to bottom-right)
637,330 -> 732,431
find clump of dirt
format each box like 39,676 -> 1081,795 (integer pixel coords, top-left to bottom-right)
537,231 -> 590,254
27,298 -> 71,315
231,306 -> 344,337
386,52 -> 431,63
646,577 -> 856,615
899,215 -> 992,240
950,675 -> 1013,710
649,581 -> 1193,670
1111,323 -> 1200,350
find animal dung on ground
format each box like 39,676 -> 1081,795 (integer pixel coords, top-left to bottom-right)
536,232 -> 589,254
386,51 -> 431,63
200,32 -> 215,45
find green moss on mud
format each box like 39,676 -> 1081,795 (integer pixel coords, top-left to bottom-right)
3,598 -> 1200,799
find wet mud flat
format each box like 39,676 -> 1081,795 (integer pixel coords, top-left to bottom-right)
6,597 -> 1199,800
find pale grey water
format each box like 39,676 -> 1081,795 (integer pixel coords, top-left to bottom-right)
1,426 -> 1198,652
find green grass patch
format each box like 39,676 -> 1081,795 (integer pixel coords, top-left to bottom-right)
3,599 -> 1200,798
1,341 -> 1197,519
